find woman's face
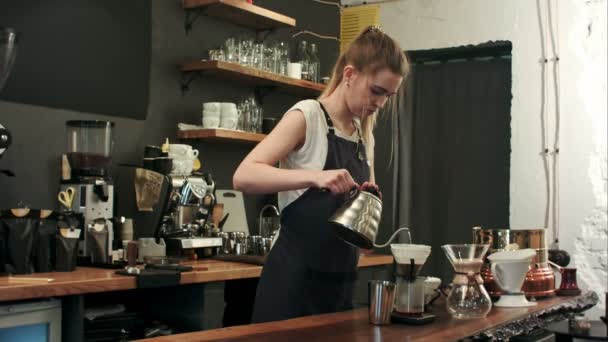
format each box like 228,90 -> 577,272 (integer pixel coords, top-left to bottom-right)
346,67 -> 403,118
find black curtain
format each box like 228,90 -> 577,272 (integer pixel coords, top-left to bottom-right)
391,50 -> 512,281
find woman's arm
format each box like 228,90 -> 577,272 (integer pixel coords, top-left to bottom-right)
233,110 -> 358,194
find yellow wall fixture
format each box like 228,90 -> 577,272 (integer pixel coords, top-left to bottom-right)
340,4 -> 380,52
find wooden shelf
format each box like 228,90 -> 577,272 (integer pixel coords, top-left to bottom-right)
181,60 -> 326,97
182,0 -> 296,31
177,128 -> 266,144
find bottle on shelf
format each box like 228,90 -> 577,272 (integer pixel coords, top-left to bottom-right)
277,41 -> 289,76
308,43 -> 320,83
296,40 -> 311,81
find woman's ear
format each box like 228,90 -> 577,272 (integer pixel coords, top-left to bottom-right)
343,65 -> 359,85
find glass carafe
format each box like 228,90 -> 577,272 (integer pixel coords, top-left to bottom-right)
442,244 -> 492,319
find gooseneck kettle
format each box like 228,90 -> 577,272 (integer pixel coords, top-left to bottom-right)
329,188 -> 409,249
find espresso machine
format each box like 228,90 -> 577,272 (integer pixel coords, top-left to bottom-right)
59,120 -> 116,264
157,173 -> 223,255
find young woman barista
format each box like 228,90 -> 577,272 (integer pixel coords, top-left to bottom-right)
233,26 -> 409,323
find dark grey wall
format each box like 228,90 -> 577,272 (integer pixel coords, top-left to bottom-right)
0,0 -> 341,234
0,0 -> 151,119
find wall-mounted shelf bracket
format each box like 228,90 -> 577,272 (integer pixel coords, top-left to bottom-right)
181,71 -> 202,94
255,28 -> 276,43
184,8 -> 204,34
253,86 -> 276,105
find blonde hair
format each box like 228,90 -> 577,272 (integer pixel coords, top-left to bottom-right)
319,26 -> 409,169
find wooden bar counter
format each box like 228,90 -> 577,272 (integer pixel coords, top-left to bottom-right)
0,253 -> 393,302
137,295 -> 582,342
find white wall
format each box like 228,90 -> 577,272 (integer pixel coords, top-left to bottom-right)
379,0 -> 607,318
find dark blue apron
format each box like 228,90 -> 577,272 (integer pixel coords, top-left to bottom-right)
251,101 -> 370,323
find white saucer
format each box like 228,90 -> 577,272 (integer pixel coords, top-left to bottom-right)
494,293 -> 537,307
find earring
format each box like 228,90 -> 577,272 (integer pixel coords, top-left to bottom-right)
346,80 -> 350,87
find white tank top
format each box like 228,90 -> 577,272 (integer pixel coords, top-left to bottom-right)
278,99 -> 362,211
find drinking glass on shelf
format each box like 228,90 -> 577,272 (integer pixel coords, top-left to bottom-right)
253,43 -> 265,70
237,101 -> 250,132
266,44 -> 280,73
209,49 -> 225,61
250,107 -> 259,133
277,41 -> 289,75
239,38 -> 254,67
237,96 -> 263,133
224,37 -> 237,63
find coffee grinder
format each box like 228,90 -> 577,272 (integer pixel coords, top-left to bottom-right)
390,244 -> 435,324
0,28 -> 17,176
59,120 -> 116,264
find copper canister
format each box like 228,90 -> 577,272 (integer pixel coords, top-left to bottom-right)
472,227 -> 555,298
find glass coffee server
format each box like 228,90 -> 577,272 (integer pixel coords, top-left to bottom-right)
442,244 -> 492,319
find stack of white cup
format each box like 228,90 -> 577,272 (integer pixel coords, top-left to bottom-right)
202,102 -> 239,130
202,102 -> 221,128
220,102 -> 238,130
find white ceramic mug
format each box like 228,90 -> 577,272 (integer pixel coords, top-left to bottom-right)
287,63 -> 302,79
202,110 -> 221,118
423,277 -> 442,305
220,115 -> 238,130
171,158 -> 193,176
168,144 -> 198,159
220,102 -> 237,114
202,102 -> 221,111
203,117 -> 221,128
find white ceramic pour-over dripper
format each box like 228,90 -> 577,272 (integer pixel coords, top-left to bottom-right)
488,249 -> 537,307
390,244 -> 431,265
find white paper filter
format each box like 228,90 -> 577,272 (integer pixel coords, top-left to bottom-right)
390,244 -> 431,264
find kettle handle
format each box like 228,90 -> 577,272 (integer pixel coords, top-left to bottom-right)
373,227 -> 411,248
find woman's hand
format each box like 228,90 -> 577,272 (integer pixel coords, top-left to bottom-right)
359,181 -> 382,200
314,169 -> 358,194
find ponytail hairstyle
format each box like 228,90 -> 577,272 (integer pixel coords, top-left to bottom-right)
319,26 -> 409,172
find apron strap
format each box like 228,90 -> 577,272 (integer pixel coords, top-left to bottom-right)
317,100 -> 366,161
317,100 -> 335,134
354,124 -> 365,161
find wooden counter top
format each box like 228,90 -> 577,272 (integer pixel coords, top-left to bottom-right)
137,295 -> 580,342
0,254 -> 392,302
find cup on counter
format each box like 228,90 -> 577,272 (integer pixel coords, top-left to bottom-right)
287,62 -> 302,79
261,238 -> 272,256
368,280 -> 396,325
218,232 -> 230,254
120,219 -> 134,242
424,277 -> 442,306
247,235 -> 262,255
